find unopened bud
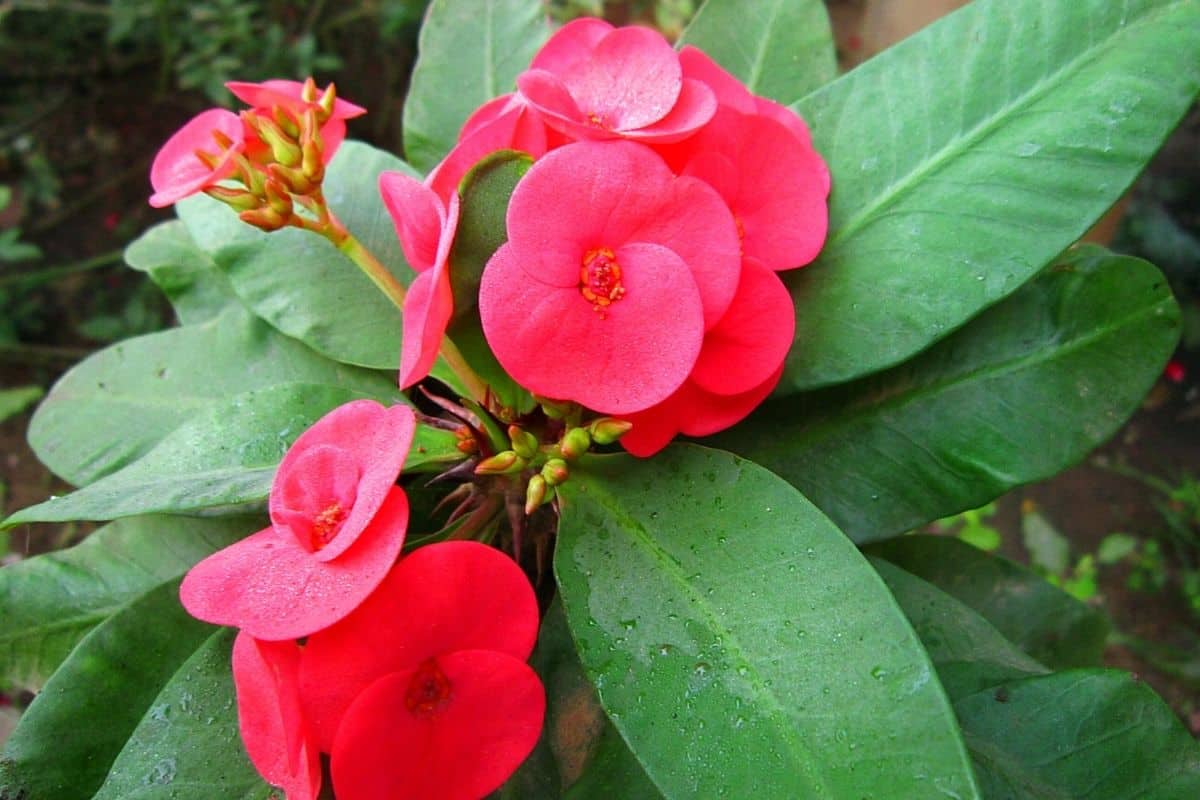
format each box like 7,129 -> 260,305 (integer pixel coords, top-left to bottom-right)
560,427 -> 591,460
300,108 -> 324,181
541,458 -> 569,487
204,185 -> 260,212
192,148 -> 221,171
474,450 -> 524,476
246,113 -> 302,168
267,163 -> 314,196
234,154 -> 267,197
508,425 -> 538,460
263,177 -> 294,217
239,206 -> 288,231
300,76 -> 319,103
317,82 -> 337,123
272,106 -> 301,139
524,475 -> 549,515
538,397 -> 573,420
588,417 -> 633,445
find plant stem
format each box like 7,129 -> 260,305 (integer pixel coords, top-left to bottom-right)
0,249 -> 122,289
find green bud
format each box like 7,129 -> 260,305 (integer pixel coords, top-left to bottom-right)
253,114 -> 303,168
508,425 -> 539,460
272,106 -> 301,139
541,458 -> 569,487
239,206 -> 288,232
524,474 -> 548,515
559,427 -> 592,460
589,417 -> 633,445
474,450 -> 525,476
204,185 -> 260,212
263,177 -> 294,217
267,163 -> 314,196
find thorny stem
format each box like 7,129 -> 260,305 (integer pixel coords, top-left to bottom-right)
296,196 -> 488,403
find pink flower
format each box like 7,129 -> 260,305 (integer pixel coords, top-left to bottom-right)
226,79 -> 366,164
660,48 -> 831,271
478,139 -> 741,414
179,400 -> 415,640
232,635 -> 321,800
148,108 -> 245,208
298,541 -> 543,799
382,95 -> 554,389
516,18 -> 716,143
619,257 -> 795,456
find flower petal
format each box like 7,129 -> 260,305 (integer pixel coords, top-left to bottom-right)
619,77 -> 716,143
570,25 -> 682,132
398,195 -> 460,389
299,541 -> 540,752
329,651 -> 545,800
270,400 -> 415,562
689,258 -> 795,396
180,487 -> 408,640
148,109 -> 244,208
380,171 -> 444,273
232,634 -> 321,800
680,365 -> 784,438
678,45 -> 755,113
529,17 -> 613,74
480,241 -> 704,414
226,79 -> 366,119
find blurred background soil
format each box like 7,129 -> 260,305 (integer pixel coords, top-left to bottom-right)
1,0 -> 1198,738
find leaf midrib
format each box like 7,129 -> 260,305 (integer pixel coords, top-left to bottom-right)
813,0 -> 1184,251
569,478 -> 832,798
744,0 -> 785,92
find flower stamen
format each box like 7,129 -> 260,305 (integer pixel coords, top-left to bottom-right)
580,247 -> 626,316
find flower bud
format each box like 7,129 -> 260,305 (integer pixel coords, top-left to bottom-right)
272,106 -> 301,139
205,185 -> 261,212
524,474 -> 549,515
508,425 -> 539,460
474,450 -> 525,476
244,112 -> 302,168
559,427 -> 591,460
588,417 -> 633,445
541,458 -> 569,487
317,82 -> 337,124
239,206 -> 289,232
267,163 -> 314,196
263,177 -> 294,217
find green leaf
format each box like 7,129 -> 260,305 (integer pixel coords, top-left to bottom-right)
1097,533 -> 1139,565
7,383 -> 403,527
677,0 -> 836,104
870,558 -> 1049,701
723,247 -> 1179,543
28,304 -> 397,487
0,514 -> 258,691
565,724 -> 662,800
177,141 -> 416,369
447,150 -> 535,414
403,0 -> 549,173
956,670 -> 1200,799
784,0 -> 1200,391
868,536 -> 1109,670
92,629 -> 271,800
0,385 -> 42,424
556,445 -> 979,799
124,220 -> 239,325
0,580 -> 215,800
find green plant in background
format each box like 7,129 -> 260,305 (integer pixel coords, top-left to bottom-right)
929,502 -> 1002,552
1021,506 -> 1100,602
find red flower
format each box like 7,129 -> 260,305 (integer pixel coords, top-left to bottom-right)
620,257 -> 795,456
516,18 -> 716,143
299,541 -> 544,800
179,400 -> 415,639
148,108 -> 245,208
232,634 -> 321,800
478,139 -> 741,414
226,79 -> 366,164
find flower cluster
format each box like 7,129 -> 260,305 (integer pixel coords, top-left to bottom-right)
385,18 -> 829,455
180,401 -> 544,799
149,78 -> 365,229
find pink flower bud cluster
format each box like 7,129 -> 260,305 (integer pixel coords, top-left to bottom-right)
180,401 -> 544,800
385,19 -> 830,455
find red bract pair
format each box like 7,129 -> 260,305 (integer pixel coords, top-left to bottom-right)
232,542 -> 543,800
180,401 -> 545,798
148,79 -> 365,208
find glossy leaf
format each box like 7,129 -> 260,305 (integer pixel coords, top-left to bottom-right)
784,0 -> 1200,390
869,536 -> 1109,670
723,247 -> 1179,544
177,141 -> 417,369
6,383 -> 428,527
124,219 -> 239,324
0,580 -> 214,800
403,0 -> 549,173
956,670 -> 1200,798
28,304 -> 397,487
556,444 -> 979,799
0,514 -> 258,690
870,558 -> 1049,700
92,629 -> 271,800
677,0 -> 836,104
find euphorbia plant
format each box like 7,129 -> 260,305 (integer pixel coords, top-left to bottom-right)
3,1 -> 1200,798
